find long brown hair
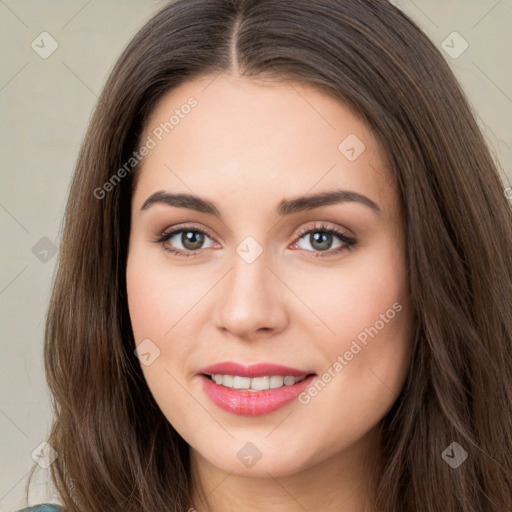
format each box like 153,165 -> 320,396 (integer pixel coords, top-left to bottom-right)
25,1 -> 512,511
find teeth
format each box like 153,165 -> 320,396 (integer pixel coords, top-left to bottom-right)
270,376 -> 284,388
251,376 -> 270,390
209,374 -> 306,391
233,376 -> 251,389
222,374 -> 234,388
283,376 -> 296,386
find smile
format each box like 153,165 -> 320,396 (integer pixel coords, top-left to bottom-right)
197,362 -> 317,416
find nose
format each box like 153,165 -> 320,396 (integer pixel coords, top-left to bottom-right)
212,248 -> 289,341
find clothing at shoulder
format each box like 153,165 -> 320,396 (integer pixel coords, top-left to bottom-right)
16,504 -> 63,512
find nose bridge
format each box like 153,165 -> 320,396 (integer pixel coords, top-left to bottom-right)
213,238 -> 287,338
227,241 -> 273,311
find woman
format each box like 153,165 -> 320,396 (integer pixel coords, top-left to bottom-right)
20,0 -> 512,511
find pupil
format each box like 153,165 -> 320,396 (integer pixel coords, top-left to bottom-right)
182,231 -> 204,250
311,232 -> 332,251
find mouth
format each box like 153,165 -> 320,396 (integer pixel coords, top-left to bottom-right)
197,362 -> 317,415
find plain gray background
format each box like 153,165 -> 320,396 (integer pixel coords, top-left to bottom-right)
1,0 -> 511,510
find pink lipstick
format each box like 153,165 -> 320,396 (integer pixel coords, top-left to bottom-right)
198,361 -> 316,416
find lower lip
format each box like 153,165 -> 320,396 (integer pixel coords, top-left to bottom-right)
199,374 -> 317,416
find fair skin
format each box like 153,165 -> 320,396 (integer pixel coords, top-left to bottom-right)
126,73 -> 414,512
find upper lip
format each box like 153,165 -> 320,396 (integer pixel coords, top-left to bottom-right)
198,361 -> 315,378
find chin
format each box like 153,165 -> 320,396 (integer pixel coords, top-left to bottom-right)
192,436 -> 323,478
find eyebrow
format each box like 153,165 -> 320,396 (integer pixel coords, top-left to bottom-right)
140,189 -> 381,217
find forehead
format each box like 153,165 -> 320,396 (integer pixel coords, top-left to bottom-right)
134,74 -> 397,219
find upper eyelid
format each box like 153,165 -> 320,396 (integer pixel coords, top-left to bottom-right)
160,223 -> 216,241
159,222 -> 352,245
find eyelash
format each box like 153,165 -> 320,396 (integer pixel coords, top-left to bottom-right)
153,222 -> 357,259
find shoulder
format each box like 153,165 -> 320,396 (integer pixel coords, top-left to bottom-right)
15,505 -> 63,512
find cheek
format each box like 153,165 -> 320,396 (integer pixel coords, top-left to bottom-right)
126,268 -> 169,343
126,248 -> 207,423
126,246 -> 201,343
126,243 -> 214,394
299,238 -> 413,409
303,240 -> 409,347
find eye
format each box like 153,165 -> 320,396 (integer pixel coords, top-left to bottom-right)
153,225 -> 216,258
153,222 -> 357,258
291,222 -> 357,257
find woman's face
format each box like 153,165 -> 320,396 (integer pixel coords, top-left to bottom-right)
126,74 -> 414,478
